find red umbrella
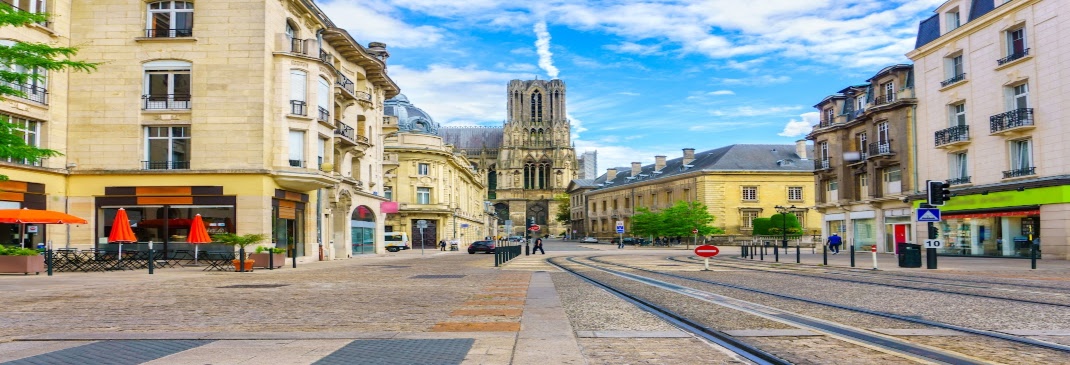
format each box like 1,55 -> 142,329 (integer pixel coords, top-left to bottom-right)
0,208 -> 87,248
187,214 -> 212,265
108,208 -> 137,259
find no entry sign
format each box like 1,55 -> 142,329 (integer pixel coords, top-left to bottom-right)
694,245 -> 720,258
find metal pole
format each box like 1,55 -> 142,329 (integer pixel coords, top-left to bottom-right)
850,244 -> 856,267
926,248 -> 938,269
269,248 -> 274,270
1031,242 -> 1038,270
774,243 -> 779,262
292,243 -> 297,268
148,241 -> 154,275
759,244 -> 764,261
822,243 -> 827,265
795,244 -> 800,263
46,249 -> 53,276
871,246 -> 878,270
420,228 -> 425,256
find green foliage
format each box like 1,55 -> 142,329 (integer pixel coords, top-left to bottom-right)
630,201 -> 723,239
629,207 -> 662,238
752,218 -> 773,235
0,4 -> 99,180
553,193 -> 570,224
0,245 -> 40,256
212,233 -> 268,248
764,213 -> 801,236
255,246 -> 285,254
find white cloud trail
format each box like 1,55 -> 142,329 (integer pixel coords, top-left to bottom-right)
534,21 -> 559,79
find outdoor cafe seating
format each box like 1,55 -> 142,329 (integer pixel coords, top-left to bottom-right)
45,245 -> 239,272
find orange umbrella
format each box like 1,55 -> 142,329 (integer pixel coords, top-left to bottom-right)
0,208 -> 87,248
187,214 -> 212,265
108,208 -> 136,260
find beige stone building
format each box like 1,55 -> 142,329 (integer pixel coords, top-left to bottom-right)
442,79 -> 577,237
381,95 -> 489,248
907,0 -> 1069,259
806,65 -> 919,253
568,144 -> 818,240
0,1 -> 399,260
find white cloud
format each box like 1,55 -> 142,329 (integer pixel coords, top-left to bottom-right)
617,91 -> 640,96
534,21 -> 559,79
708,90 -> 735,96
778,112 -> 821,137
388,64 -> 524,124
715,75 -> 791,86
317,1 -> 445,48
708,105 -> 804,117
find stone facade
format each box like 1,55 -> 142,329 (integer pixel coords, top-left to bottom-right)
0,1 -> 398,259
443,79 -> 577,237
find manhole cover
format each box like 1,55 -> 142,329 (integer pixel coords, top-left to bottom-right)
218,284 -> 289,289
410,274 -> 466,279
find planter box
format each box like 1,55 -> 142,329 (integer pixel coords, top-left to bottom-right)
249,253 -> 285,268
0,255 -> 45,275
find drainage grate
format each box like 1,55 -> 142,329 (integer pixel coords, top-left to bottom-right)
2,340 -> 213,365
314,339 -> 474,365
217,284 -> 289,289
410,274 -> 466,279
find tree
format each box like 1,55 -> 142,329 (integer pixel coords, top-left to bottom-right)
629,207 -> 662,238
752,217 -> 773,235
553,193 -> 570,225
767,213 -> 802,235
660,201 -> 724,238
0,4 -> 98,179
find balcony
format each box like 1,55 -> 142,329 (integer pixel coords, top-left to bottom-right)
289,38 -> 309,55
989,108 -> 1034,134
934,125 -> 970,148
288,159 -> 304,168
319,49 -> 333,65
290,100 -> 307,116
818,119 -> 834,128
817,159 -> 831,170
355,90 -> 373,105
872,93 -> 896,106
1002,166 -> 1035,179
335,73 -> 356,99
143,160 -> 190,170
317,106 -> 330,123
1,81 -> 48,105
997,48 -> 1030,66
940,73 -> 966,87
947,176 -> 971,185
867,141 -> 893,157
335,121 -> 355,141
144,28 -> 193,38
142,94 -> 190,110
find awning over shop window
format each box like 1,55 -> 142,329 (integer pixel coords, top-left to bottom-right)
943,209 -> 1039,220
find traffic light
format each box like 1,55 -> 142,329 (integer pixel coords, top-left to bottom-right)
927,222 -> 939,239
927,180 -> 952,206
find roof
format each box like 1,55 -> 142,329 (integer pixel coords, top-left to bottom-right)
590,144 -> 815,191
914,14 -> 940,49
439,127 -> 504,150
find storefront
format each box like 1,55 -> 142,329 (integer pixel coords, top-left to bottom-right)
351,205 -> 375,255
935,208 -> 1039,258
0,180 -> 48,248
95,186 -> 236,253
271,189 -> 307,258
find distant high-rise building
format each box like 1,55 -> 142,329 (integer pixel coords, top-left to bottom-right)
577,151 -> 597,179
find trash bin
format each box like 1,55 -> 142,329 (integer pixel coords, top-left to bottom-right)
898,243 -> 922,268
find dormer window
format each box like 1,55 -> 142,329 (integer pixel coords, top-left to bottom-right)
945,9 -> 960,32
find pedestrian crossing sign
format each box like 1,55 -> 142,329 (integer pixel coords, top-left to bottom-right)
917,208 -> 941,222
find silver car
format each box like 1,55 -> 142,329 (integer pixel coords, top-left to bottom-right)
580,237 -> 598,243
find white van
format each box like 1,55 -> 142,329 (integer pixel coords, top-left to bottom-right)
384,232 -> 410,252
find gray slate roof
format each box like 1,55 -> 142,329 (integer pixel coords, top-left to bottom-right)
440,126 -> 504,150
591,144 -> 814,190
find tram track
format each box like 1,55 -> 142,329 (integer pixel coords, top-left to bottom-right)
556,254 -> 1070,361
668,256 -> 1070,307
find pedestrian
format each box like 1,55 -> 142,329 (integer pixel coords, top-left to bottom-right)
827,233 -> 842,254
533,237 -> 545,254
617,238 -> 625,249
439,239 -> 446,251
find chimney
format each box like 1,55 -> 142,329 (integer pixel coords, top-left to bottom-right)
367,42 -> 390,62
655,155 -> 666,171
606,168 -> 617,181
631,162 -> 642,177
682,148 -> 695,165
795,140 -> 808,160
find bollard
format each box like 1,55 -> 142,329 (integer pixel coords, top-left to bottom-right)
926,247 -> 938,269
759,244 -> 764,261
46,249 -> 53,276
148,248 -> 155,275
292,247 -> 297,269
1031,243 -> 1038,270
774,244 -> 779,262
850,244 -> 856,267
870,245 -> 878,270
795,244 -> 800,263
822,244 -> 827,266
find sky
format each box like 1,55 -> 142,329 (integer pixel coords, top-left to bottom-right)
318,0 -> 945,171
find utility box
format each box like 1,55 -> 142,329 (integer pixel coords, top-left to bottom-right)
898,243 -> 922,268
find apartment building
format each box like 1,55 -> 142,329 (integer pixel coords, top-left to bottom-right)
907,0 -> 1068,259
570,144 -> 817,240
806,65 -> 919,252
0,1 -> 399,259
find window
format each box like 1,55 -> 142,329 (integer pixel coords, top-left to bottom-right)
1010,139 -> 1033,171
819,141 -> 829,161
288,130 -> 304,167
951,152 -> 969,181
1011,83 -> 1029,110
146,1 -> 193,37
741,186 -> 757,201
856,132 -> 867,159
530,90 -> 542,122
788,186 -> 803,201
741,210 -> 759,229
858,174 -> 869,199
143,60 -> 191,109
877,122 -> 890,145
1007,27 -> 1027,56
418,163 -> 430,175
855,95 -> 866,111
946,10 -> 960,31
4,0 -> 46,14
824,108 -> 834,124
317,78 -> 330,122
290,70 -> 307,115
884,81 -> 894,97
384,187 -> 393,201
950,55 -> 963,77
665,191 -> 672,204
950,103 -> 966,126
1,113 -> 41,166
317,137 -> 326,169
416,187 -> 431,204
792,210 -> 806,229
827,180 -> 838,191
883,167 -> 901,182
145,126 -> 190,169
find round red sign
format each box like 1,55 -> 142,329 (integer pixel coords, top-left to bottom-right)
530,224 -> 540,231
692,228 -> 698,234
694,245 -> 719,258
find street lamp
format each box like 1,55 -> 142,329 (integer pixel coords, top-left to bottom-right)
774,205 -> 796,250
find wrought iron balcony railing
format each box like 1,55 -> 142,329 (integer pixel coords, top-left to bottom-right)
2,81 -> 48,104
289,159 -> 304,168
335,122 -> 355,140
1002,166 -> 1035,179
290,100 -> 306,115
317,106 -> 330,123
868,141 -> 892,156
319,49 -> 332,64
873,93 -> 896,106
947,176 -> 971,185
142,94 -> 191,110
940,73 -> 966,87
934,125 -> 970,146
818,159 -> 830,170
144,28 -> 193,38
336,73 -> 355,94
143,160 -> 190,170
989,108 -> 1033,133
997,48 -> 1030,66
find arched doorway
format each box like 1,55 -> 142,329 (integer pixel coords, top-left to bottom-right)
351,205 -> 375,255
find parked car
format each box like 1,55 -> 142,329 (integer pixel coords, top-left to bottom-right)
611,237 -> 640,245
635,238 -> 651,246
508,236 -> 525,242
580,237 -> 598,243
468,240 -> 496,254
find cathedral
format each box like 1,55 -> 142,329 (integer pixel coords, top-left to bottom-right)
441,79 -> 578,237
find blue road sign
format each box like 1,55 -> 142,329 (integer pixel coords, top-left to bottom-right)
917,208 -> 941,222
616,228 -> 624,234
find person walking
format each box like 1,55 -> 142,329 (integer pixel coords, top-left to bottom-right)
439,239 -> 446,251
827,233 -> 842,254
533,237 -> 545,254
617,237 -> 625,249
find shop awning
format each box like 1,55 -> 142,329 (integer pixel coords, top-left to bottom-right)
943,209 -> 1039,219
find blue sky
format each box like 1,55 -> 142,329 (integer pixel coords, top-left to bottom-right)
319,0 -> 944,170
